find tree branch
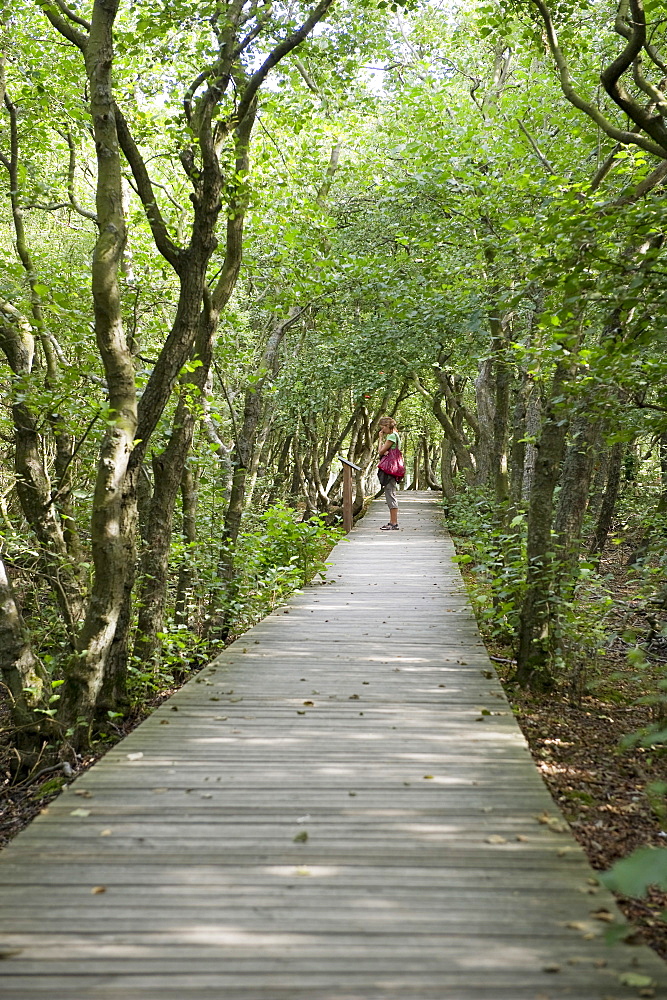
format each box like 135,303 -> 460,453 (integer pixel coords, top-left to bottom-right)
113,103 -> 182,270
235,0 -> 336,127
530,0 -> 667,158
35,0 -> 87,51
516,118 -> 556,174
64,131 -> 98,223
598,0 -> 667,148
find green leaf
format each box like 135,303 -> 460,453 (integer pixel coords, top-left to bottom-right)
600,846 -> 667,897
618,972 -> 655,988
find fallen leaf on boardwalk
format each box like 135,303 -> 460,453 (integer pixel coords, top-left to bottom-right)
423,775 -> 434,780
565,921 -> 589,931
591,908 -> 615,923
486,835 -> 507,844
70,808 -> 91,817
534,811 -> 569,833
293,831 -> 308,843
74,789 -> 93,798
126,752 -> 143,761
99,829 -> 112,837
0,950 -> 23,959
297,710 -> 306,715
160,720 -> 169,725
303,701 -> 315,707
297,814 -> 310,824
91,886 -> 106,894
152,788 -> 167,794
296,867 -> 311,876
349,694 -> 360,700
170,706 -> 178,711
542,964 -> 561,973
618,973 -> 654,988
516,835 -> 529,842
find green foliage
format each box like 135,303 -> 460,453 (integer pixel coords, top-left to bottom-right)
600,846 -> 667,898
447,487 -> 614,687
447,489 -> 527,646
223,505 -> 344,635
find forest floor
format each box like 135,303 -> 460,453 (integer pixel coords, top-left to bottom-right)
510,685 -> 667,960
484,542 -> 667,963
1,542 -> 666,965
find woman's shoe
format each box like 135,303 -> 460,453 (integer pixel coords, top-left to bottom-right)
380,523 -> 399,530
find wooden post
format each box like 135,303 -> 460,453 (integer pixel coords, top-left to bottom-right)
338,457 -> 362,533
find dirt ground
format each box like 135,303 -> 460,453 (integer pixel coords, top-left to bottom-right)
510,688 -> 667,960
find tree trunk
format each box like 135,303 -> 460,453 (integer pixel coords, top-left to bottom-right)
553,414 -> 600,588
440,436 -> 455,500
0,554 -> 51,744
492,352 -> 511,504
0,310 -> 86,639
522,384 -> 542,500
59,0 -> 138,732
475,358 -> 495,487
515,362 -> 571,690
509,375 -> 528,505
423,439 -> 442,490
174,461 -> 200,628
133,401 -> 193,666
267,434 -> 293,505
589,441 -> 624,566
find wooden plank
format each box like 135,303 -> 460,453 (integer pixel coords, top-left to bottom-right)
0,492 -> 664,1000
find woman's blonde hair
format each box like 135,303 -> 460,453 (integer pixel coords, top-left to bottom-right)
378,415 -> 397,431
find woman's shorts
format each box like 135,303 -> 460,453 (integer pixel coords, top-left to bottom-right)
383,476 -> 398,510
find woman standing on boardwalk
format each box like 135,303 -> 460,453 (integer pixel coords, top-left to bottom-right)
377,416 -> 403,531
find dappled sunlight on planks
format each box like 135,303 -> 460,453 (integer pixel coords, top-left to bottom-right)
0,495 -> 665,998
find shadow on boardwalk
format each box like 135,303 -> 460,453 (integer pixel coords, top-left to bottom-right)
0,493 -> 665,999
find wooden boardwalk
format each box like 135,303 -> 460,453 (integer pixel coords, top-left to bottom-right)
1,493 -> 665,999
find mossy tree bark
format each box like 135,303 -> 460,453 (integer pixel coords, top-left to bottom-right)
57,0 -> 138,732
0,553 -> 51,743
